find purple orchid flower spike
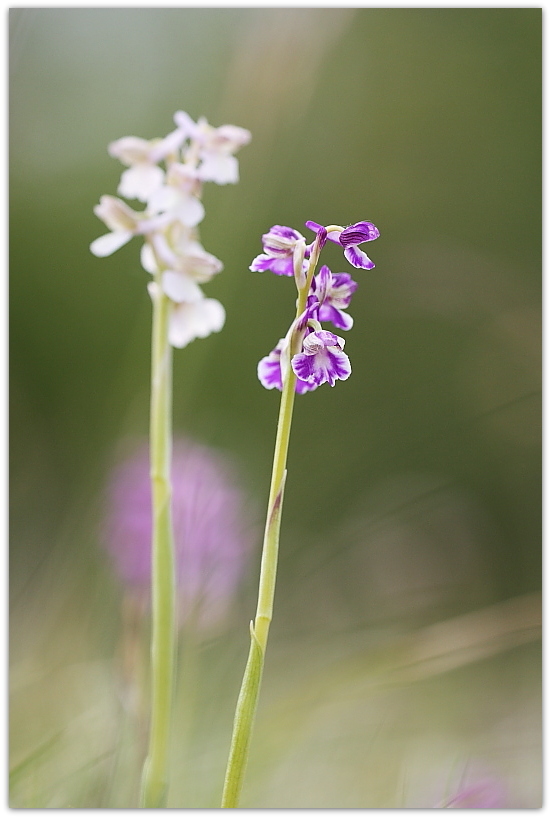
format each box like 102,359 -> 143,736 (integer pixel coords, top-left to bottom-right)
250,225 -> 309,277
224,212 -> 379,806
306,219 -> 380,269
291,329 -> 351,388
253,217 -> 376,393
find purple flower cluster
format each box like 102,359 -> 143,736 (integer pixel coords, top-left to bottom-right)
257,265 -> 357,392
250,220 -> 379,278
253,219 -> 379,392
104,438 -> 254,633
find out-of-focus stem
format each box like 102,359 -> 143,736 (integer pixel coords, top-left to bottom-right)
140,280 -> 176,808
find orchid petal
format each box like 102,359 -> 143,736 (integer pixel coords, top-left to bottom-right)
181,244 -> 223,282
292,345 -> 351,387
291,352 -> 317,383
147,281 -> 159,300
249,254 -> 272,272
324,346 -> 352,385
250,255 -> 295,276
329,273 -> 358,306
339,221 -> 380,246
148,185 -> 182,214
318,304 -> 354,330
257,343 -> 284,390
149,127 -> 187,162
94,195 -> 139,232
108,136 -> 153,165
118,164 -> 165,202
257,339 -> 318,393
263,225 -> 304,252
344,245 -> 375,270
194,298 -> 225,335
150,231 -> 178,269
166,162 -> 199,192
210,124 -> 252,152
173,110 -> 197,137
90,230 -> 133,257
198,153 -> 239,185
140,243 -> 157,274
316,264 -> 332,296
295,377 -> 318,394
174,195 -> 205,227
168,298 -> 225,348
148,186 -> 205,227
138,210 -> 177,234
161,271 -> 203,304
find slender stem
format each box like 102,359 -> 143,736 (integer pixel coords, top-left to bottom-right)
253,368 -> 296,650
221,237 -> 323,808
220,368 -> 295,809
140,279 -> 176,808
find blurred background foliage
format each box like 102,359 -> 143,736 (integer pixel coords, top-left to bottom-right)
9,8 -> 541,808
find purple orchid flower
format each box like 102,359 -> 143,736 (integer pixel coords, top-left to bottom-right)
291,329 -> 351,388
305,220 -> 379,270
309,265 -> 358,331
250,224 -> 308,277
258,339 -> 317,393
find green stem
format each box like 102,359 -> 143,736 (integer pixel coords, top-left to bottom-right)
221,238 -> 323,808
220,369 -> 294,809
140,279 -> 176,808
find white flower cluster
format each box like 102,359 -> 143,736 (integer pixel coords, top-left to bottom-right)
90,112 -> 251,348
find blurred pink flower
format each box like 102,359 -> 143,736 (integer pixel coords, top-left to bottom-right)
104,438 -> 255,633
440,778 -> 506,808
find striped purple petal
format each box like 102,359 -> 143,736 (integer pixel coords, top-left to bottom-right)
258,342 -> 284,389
344,245 -> 375,270
329,273 -> 358,307
251,224 -> 307,276
310,267 -> 357,329
262,225 -> 305,255
250,254 -> 295,276
296,376 -> 318,394
292,330 -> 351,387
292,345 -> 351,387
313,264 -> 332,302
258,340 -> 318,393
339,221 -> 380,246
318,304 -> 354,330
264,224 -> 303,242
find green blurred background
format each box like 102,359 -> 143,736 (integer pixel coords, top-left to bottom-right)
10,8 -> 541,808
